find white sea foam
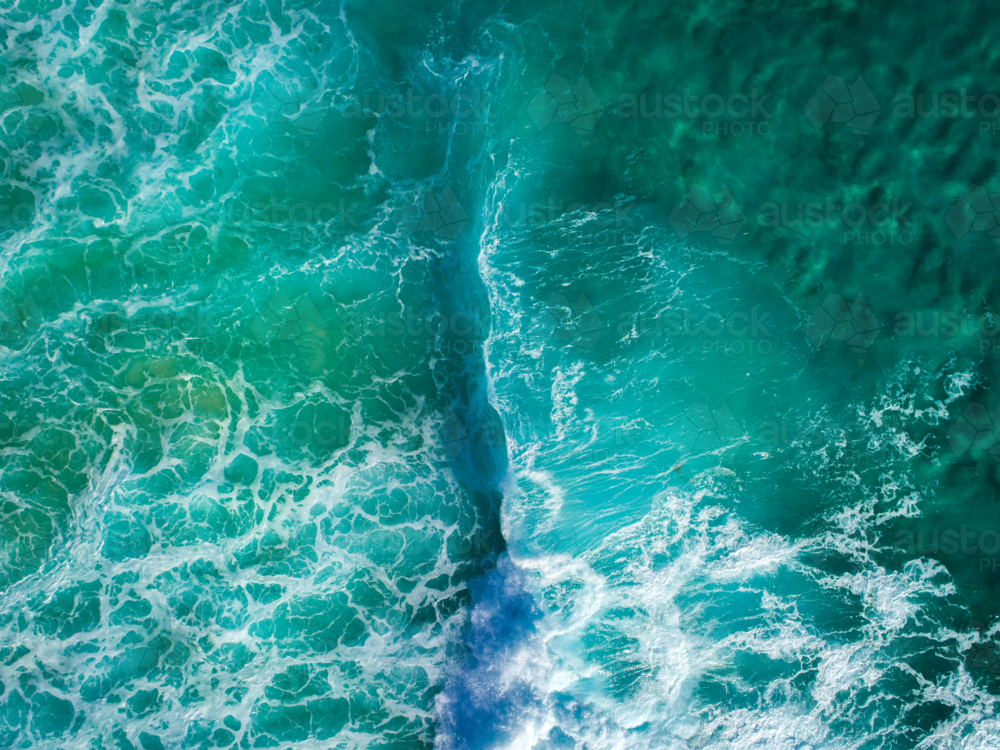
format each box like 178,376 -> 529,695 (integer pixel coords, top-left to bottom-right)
462,140 -> 1000,750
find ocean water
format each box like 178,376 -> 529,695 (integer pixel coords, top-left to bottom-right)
4,0 -> 1000,748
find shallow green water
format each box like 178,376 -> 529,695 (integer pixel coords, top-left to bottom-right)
3,0 -> 1000,748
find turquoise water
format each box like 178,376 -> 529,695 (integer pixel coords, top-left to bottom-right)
4,0 -> 1000,748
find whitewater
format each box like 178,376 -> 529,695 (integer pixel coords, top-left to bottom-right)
3,0 -> 1000,748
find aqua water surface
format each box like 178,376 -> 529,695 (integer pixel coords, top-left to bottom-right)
3,0 -> 1000,748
